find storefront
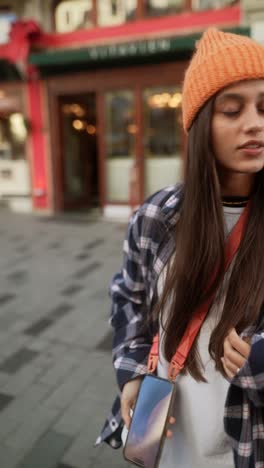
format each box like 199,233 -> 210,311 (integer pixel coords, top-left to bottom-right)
0,20 -> 49,213
39,59 -> 187,218
0,13 -> 32,212
0,79 -> 32,212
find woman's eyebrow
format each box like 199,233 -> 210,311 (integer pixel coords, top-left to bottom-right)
216,93 -> 243,104
216,92 -> 264,104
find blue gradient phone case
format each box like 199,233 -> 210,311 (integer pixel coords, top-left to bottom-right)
123,374 -> 176,468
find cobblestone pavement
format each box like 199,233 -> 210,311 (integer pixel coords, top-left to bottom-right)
0,209 -> 133,468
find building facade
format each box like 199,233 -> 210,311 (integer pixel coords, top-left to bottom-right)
243,0 -> 264,46
0,0 -> 257,218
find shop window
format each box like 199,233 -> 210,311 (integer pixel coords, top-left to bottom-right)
54,0 -> 93,32
144,87 -> 183,197
105,91 -> 135,202
0,113 -> 27,160
145,0 -> 184,17
192,0 -> 238,10
0,8 -> 16,45
97,0 -> 137,27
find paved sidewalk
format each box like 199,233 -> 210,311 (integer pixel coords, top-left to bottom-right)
0,209 -> 133,468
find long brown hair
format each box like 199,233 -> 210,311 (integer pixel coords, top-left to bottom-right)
158,97 -> 264,381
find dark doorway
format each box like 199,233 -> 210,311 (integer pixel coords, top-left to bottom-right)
58,92 -> 99,210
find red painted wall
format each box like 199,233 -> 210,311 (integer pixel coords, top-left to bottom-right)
27,75 -> 49,209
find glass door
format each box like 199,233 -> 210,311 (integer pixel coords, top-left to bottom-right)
105,90 -> 136,202
104,86 -> 184,204
59,93 -> 98,210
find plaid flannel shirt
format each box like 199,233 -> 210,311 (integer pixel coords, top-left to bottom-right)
95,184 -> 182,448
96,184 -> 264,467
224,328 -> 264,468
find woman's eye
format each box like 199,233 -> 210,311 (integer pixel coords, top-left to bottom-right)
222,110 -> 240,116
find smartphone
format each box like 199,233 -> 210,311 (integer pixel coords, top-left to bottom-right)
123,374 -> 176,468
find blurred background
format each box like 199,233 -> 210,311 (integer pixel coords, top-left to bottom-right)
0,1 -> 263,467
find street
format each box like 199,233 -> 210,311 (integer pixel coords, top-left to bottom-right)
0,209 -> 133,468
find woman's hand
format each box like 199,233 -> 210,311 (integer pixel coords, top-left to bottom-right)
121,376 -> 143,430
222,328 -> 251,379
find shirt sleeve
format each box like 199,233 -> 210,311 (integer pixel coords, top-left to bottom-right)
109,209 -> 155,391
231,333 -> 264,407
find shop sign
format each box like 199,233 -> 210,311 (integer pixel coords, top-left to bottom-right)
88,38 -> 172,61
97,0 -> 137,27
29,27 -> 249,68
55,0 -> 93,33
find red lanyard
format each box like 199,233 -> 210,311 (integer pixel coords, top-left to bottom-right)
147,204 -> 250,381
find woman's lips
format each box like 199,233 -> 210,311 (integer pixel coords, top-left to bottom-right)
238,146 -> 264,156
238,140 -> 264,157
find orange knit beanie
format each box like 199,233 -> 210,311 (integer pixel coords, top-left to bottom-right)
182,27 -> 264,132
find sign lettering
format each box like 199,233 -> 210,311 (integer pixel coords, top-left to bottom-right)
87,38 -> 172,61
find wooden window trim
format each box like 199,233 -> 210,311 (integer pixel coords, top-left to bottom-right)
185,0 -> 193,10
91,0 -> 97,27
0,6 -> 12,12
136,0 -> 146,20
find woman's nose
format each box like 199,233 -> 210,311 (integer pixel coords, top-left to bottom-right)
243,108 -> 264,134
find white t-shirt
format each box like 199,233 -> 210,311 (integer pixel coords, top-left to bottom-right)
157,308 -> 234,467
157,206 -> 244,468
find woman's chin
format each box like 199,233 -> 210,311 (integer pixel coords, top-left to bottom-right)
232,163 -> 264,175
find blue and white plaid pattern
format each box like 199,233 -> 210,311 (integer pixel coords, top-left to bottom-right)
225,331 -> 264,467
95,185 -> 182,448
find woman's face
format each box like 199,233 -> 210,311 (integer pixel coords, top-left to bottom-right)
212,79 -> 264,178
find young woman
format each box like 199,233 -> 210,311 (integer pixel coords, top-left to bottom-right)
96,28 -> 264,467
